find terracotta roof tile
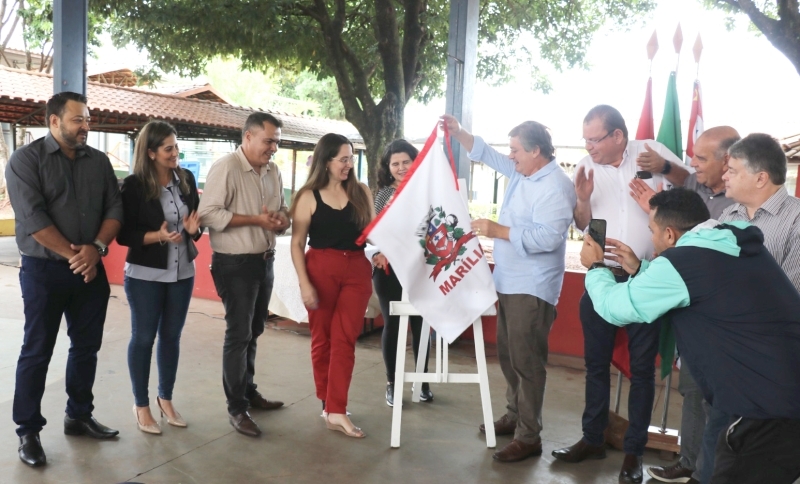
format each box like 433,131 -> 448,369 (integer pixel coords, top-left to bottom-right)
0,66 -> 363,147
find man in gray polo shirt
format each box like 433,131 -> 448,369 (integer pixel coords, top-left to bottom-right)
630,126 -> 741,484
5,92 -> 124,468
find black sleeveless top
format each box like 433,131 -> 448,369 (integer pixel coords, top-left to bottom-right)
308,189 -> 365,251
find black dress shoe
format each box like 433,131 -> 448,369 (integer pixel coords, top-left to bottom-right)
551,439 -> 607,463
419,383 -> 434,402
64,415 -> 119,439
229,411 -> 261,437
619,453 -> 643,483
18,433 -> 46,467
386,382 -> 394,407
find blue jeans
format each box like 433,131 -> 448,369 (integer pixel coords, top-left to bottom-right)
700,402 -> 731,484
579,289 -> 661,456
14,256 -> 110,436
124,276 -> 194,407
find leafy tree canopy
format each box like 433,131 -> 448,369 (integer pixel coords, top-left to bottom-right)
704,0 -> 800,76
94,0 -> 656,186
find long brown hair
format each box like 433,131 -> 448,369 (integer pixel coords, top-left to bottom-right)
133,121 -> 189,200
291,133 -> 371,228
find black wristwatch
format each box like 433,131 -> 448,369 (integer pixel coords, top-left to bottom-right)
589,261 -> 608,271
93,239 -> 109,257
661,161 -> 672,175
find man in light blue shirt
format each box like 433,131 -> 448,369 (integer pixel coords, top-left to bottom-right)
440,115 -> 576,463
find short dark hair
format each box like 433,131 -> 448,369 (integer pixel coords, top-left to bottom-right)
242,112 -> 283,139
584,105 -> 628,140
649,188 -> 711,232
46,92 -> 88,127
508,121 -> 555,161
378,139 -> 418,188
728,133 -> 787,185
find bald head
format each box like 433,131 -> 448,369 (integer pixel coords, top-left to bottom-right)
690,126 -> 741,192
699,126 -> 741,161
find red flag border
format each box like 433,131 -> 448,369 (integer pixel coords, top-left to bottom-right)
356,123 -> 458,245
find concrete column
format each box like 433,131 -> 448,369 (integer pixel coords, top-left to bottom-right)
444,0 -> 479,186
53,0 -> 88,95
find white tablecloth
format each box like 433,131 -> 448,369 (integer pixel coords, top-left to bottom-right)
268,236 -> 381,323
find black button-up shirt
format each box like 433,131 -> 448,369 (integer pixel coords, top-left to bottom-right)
5,133 -> 124,260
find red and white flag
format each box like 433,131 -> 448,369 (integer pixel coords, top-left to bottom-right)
686,80 -> 704,158
635,77 -> 655,141
358,125 -> 497,344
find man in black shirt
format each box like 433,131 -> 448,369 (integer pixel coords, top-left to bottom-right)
5,92 -> 124,467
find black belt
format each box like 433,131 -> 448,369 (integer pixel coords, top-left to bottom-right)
214,250 -> 275,260
263,249 -> 275,260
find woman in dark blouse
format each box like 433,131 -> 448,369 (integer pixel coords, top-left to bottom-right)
117,121 -> 201,435
371,140 -> 432,407
290,133 -> 374,438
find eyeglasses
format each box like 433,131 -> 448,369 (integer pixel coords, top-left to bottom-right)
583,132 -> 613,146
333,156 -> 356,165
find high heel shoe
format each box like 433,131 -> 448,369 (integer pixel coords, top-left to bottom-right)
325,415 -> 365,438
133,405 -> 161,435
157,396 -> 187,428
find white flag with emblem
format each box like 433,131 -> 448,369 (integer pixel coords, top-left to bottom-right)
358,124 -> 497,344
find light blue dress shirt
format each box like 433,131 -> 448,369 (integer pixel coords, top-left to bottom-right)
468,136 -> 577,305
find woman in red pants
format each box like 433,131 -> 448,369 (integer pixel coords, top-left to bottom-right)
290,133 -> 374,438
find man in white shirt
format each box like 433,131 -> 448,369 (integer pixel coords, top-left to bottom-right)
552,105 -> 687,484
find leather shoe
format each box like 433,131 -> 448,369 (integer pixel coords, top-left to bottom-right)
619,453 -> 643,483
551,439 -> 606,463
492,439 -> 542,462
229,411 -> 261,437
647,461 -> 694,483
18,433 -> 46,467
479,414 -> 517,436
248,391 -> 284,410
64,415 -> 119,439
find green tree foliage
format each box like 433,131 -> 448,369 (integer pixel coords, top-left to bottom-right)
95,0 -> 655,187
704,1 -> 800,76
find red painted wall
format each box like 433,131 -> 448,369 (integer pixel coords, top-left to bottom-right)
105,234 -> 220,301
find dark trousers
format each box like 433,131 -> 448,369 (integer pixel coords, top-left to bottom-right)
677,360 -> 705,474
579,289 -> 660,456
13,256 -> 110,437
497,293 -> 556,444
711,417 -> 800,484
373,265 -> 429,382
210,253 -> 274,416
124,276 -> 194,407
306,248 -> 372,414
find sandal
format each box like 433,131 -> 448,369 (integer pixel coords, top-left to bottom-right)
325,415 -> 365,438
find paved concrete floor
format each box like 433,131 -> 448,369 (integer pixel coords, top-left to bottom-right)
0,236 -> 681,484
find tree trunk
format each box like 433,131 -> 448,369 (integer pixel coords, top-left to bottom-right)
354,95 -> 405,191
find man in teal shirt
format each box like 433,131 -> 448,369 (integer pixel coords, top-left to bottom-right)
580,188 -> 800,484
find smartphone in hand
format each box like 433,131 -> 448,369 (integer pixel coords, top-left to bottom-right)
636,170 -> 653,180
588,219 -> 607,251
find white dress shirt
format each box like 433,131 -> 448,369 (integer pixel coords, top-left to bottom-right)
575,139 -> 682,262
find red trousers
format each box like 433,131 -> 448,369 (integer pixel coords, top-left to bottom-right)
305,248 -> 372,414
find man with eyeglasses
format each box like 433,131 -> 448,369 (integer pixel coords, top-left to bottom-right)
198,112 -> 291,437
552,105 -> 688,483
